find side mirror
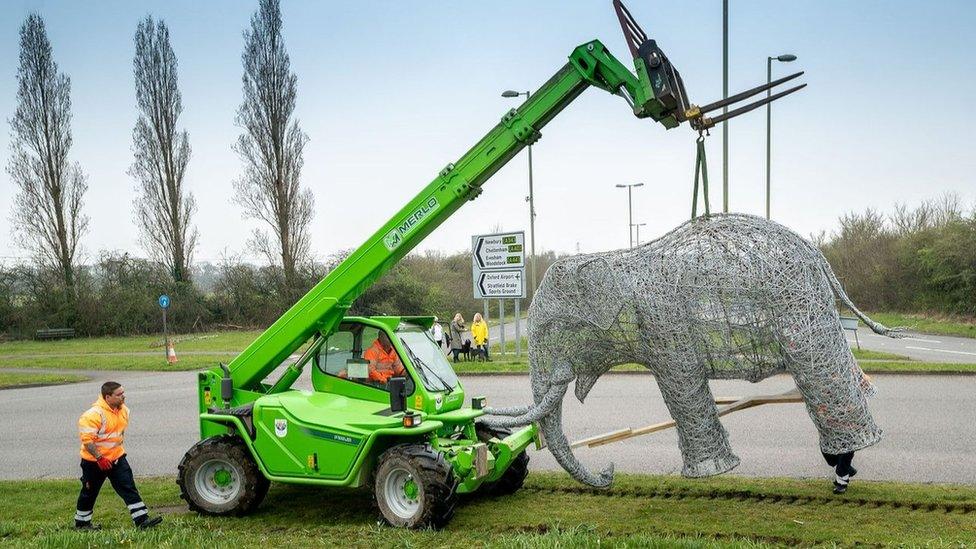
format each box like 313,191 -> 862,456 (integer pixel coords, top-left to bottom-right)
388,377 -> 408,413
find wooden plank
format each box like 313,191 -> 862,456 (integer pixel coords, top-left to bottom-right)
570,387 -> 803,449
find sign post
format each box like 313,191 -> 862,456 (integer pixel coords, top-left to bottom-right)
158,294 -> 170,360
472,231 -> 526,359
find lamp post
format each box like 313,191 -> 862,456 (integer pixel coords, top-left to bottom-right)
766,53 -> 797,219
634,222 -> 647,245
502,89 -> 537,294
615,183 -> 644,248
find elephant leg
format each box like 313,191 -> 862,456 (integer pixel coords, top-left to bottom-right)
655,367 -> 739,477
786,326 -> 883,455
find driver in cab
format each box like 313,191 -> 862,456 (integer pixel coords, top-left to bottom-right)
363,332 -> 406,384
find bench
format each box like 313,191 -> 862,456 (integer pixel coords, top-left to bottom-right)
35,328 -> 76,340
839,316 -> 859,349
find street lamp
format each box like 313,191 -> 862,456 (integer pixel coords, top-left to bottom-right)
634,222 -> 647,245
615,183 -> 644,248
766,53 -> 797,219
502,89 -> 537,294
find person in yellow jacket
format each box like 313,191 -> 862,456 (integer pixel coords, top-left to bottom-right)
471,313 -> 491,362
74,382 -> 161,530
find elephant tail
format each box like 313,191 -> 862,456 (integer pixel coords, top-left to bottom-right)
820,254 -> 905,338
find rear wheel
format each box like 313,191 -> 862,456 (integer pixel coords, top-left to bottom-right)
475,423 -> 530,497
177,435 -> 269,516
374,444 -> 457,529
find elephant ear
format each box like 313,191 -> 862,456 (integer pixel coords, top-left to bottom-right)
573,257 -> 624,330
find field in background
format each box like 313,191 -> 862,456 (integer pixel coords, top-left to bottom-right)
869,311 -> 976,339
0,372 -> 89,389
2,330 -> 974,375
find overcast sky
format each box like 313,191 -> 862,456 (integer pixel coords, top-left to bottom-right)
1,0 -> 974,266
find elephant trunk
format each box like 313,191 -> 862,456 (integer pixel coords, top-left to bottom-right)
540,398 -> 614,489
481,383 -> 567,428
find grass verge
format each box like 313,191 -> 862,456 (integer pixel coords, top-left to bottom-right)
0,354 -> 236,372
0,472 -> 972,547
0,372 -> 89,389
867,311 -> 976,339
3,329 -> 972,376
0,330 -> 263,356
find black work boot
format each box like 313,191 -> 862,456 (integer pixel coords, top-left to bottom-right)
135,515 -> 162,529
832,481 -> 848,494
74,521 -> 101,530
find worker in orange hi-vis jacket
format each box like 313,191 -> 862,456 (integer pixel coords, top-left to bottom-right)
74,382 -> 162,530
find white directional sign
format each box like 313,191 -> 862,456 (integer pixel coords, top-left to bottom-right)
472,231 -> 526,299
474,269 -> 525,299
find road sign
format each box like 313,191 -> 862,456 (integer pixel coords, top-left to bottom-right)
158,294 -> 170,309
472,232 -> 525,270
472,231 -> 526,298
474,269 -> 525,299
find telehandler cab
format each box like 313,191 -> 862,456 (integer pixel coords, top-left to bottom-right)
177,0 -> 804,529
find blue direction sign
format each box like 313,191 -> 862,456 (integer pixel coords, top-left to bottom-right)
158,294 -> 170,309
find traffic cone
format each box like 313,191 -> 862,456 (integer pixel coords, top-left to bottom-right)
167,342 -> 179,364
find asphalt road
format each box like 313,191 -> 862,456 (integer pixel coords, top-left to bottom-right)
490,318 -> 976,363
3,371 -> 973,486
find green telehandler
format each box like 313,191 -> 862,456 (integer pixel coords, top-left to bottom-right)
177,0 -> 804,529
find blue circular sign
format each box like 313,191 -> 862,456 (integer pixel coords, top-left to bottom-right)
158,294 -> 170,309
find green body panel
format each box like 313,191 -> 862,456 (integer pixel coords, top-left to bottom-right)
192,37 -> 672,493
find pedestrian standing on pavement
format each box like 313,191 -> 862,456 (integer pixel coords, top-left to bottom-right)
431,316 -> 445,351
471,312 -> 491,362
74,382 -> 162,530
450,313 -> 466,362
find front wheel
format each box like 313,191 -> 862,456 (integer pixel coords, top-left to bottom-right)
177,435 -> 270,516
374,444 -> 457,529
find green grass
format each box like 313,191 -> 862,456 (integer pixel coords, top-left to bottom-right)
0,372 -> 89,389
867,311 -> 976,339
861,361 -> 976,374
0,330 -> 263,356
851,348 -> 908,360
2,328 -> 972,376
0,472 -> 972,547
0,354 -> 237,372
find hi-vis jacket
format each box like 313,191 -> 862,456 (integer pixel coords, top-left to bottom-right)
78,396 -> 128,462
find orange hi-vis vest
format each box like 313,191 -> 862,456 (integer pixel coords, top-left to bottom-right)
364,340 -> 405,383
78,396 -> 129,462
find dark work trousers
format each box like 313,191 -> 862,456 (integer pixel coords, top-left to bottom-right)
75,455 -> 150,525
822,451 -> 855,482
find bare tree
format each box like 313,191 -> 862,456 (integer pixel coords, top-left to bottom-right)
7,14 -> 88,289
233,0 -> 313,293
129,16 -> 197,283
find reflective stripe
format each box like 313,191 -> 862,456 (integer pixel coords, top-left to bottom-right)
101,431 -> 123,439
79,427 -> 98,434
94,441 -> 120,448
74,512 -> 93,521
86,407 -> 108,436
835,474 -> 849,486
127,501 -> 146,510
130,509 -> 148,519
75,509 -> 93,517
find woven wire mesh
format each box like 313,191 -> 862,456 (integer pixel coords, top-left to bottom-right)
487,213 -> 887,483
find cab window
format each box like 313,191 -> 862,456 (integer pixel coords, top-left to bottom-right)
318,324 -> 403,391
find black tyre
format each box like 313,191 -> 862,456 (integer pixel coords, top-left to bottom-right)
177,435 -> 270,516
475,423 -> 530,497
373,444 -> 457,529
